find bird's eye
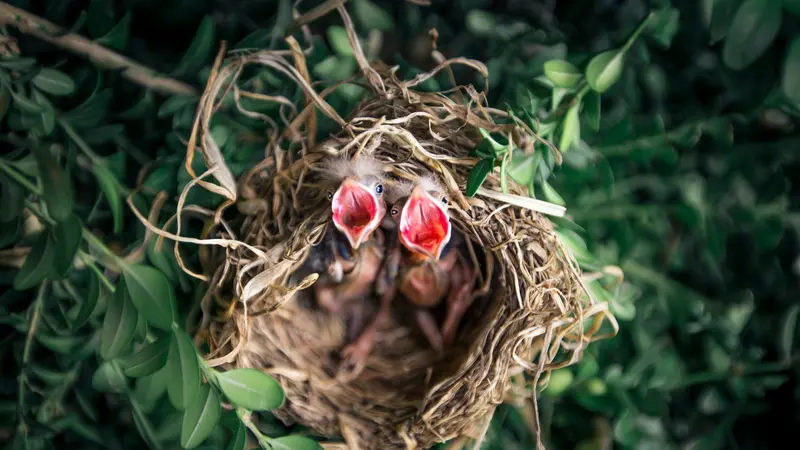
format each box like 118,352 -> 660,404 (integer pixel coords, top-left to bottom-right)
375,184 -> 384,194
326,191 -> 333,200
441,196 -> 448,205
391,208 -> 399,216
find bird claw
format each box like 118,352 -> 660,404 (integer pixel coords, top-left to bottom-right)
337,340 -> 371,379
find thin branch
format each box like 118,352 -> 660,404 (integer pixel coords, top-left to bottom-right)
0,2 -> 197,97
17,281 -> 48,439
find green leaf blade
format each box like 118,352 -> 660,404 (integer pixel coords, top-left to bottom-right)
216,368 -> 284,411
122,264 -> 177,331
722,0 -> 782,70
100,283 -> 138,360
559,104 -> 581,152
544,60 -> 582,88
121,335 -> 171,377
465,158 -> 494,197
33,145 -> 74,223
781,36 -> 800,109
13,232 -> 55,290
585,50 -> 625,93
32,69 -> 76,96
52,214 -> 82,279
166,328 -> 201,410
172,16 -> 215,77
180,384 -> 221,449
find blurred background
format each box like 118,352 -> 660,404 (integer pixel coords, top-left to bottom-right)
1,0 -> 798,449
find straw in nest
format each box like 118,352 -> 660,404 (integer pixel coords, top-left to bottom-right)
131,4 -> 619,450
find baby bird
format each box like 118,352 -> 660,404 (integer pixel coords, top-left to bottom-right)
388,175 -> 479,351
310,154 -> 392,368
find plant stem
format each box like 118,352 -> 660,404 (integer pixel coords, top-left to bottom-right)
0,2 -> 197,96
79,251 -> 116,292
236,407 -> 273,449
59,119 -> 131,196
17,281 -> 48,438
621,12 -> 655,54
0,157 -> 41,195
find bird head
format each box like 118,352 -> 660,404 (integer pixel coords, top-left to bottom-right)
389,175 -> 452,261
324,154 -> 387,250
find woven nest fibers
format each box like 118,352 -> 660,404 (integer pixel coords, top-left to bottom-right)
159,20 -> 615,450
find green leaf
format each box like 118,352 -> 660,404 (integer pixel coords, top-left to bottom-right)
0,84 -> 10,124
781,36 -> 800,109
353,0 -> 393,31
216,368 -> 284,411
100,283 -> 138,360
180,383 -> 222,449
131,395 -> 164,450
62,89 -> 113,128
585,50 -> 624,93
13,231 -> 55,290
543,60 -> 582,88
269,436 -> 322,450
36,333 -> 84,354
72,272 -> 100,329
158,95 -> 197,118
9,87 -> 45,114
722,0 -> 782,70
559,104 -> 581,152
120,335 -> 171,377
541,180 -> 566,206
135,368 -> 169,412
542,369 -> 573,397
465,158 -> 494,197
583,91 -> 601,131
31,89 -> 55,135
555,228 -> 593,263
779,305 -> 799,362
0,57 -> 36,70
32,69 -> 76,96
702,0 -> 741,42
167,328 -> 201,410
94,164 -> 123,233
648,7 -> 680,48
226,423 -> 247,450
122,264 -> 177,331
92,360 -> 128,393
466,10 -> 497,36
0,218 -> 23,248
507,151 -> 538,186
118,90 -> 155,120
51,214 -> 82,278
327,26 -> 354,57
172,16 -> 215,77
96,12 -> 131,51
33,145 -> 74,223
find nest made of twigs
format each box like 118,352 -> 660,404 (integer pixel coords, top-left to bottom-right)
133,5 -> 619,450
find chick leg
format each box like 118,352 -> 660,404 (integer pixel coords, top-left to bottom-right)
340,245 -> 400,372
441,264 -> 479,346
415,308 -> 444,353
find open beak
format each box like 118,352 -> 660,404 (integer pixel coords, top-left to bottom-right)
331,178 -> 381,249
398,186 -> 452,260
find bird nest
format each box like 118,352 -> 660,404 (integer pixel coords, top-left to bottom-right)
135,5 -> 618,450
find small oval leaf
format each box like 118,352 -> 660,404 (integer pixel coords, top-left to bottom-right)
559,104 -> 581,152
583,91 -> 601,131
226,423 -> 246,450
91,360 -> 128,393
544,60 -> 582,88
166,328 -> 201,410
121,335 -> 171,378
32,69 -> 76,96
100,284 -> 138,360
269,435 -> 322,450
781,36 -> 800,108
33,145 -> 74,223
465,158 -> 495,197
722,0 -> 782,70
180,383 -> 222,449
72,273 -> 100,329
122,264 -> 177,331
585,50 -> 624,93
216,368 -> 284,411
327,26 -> 353,57
52,214 -> 82,279
13,231 -> 56,290
172,16 -> 215,77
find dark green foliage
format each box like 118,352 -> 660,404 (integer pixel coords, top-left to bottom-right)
0,0 -> 797,449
